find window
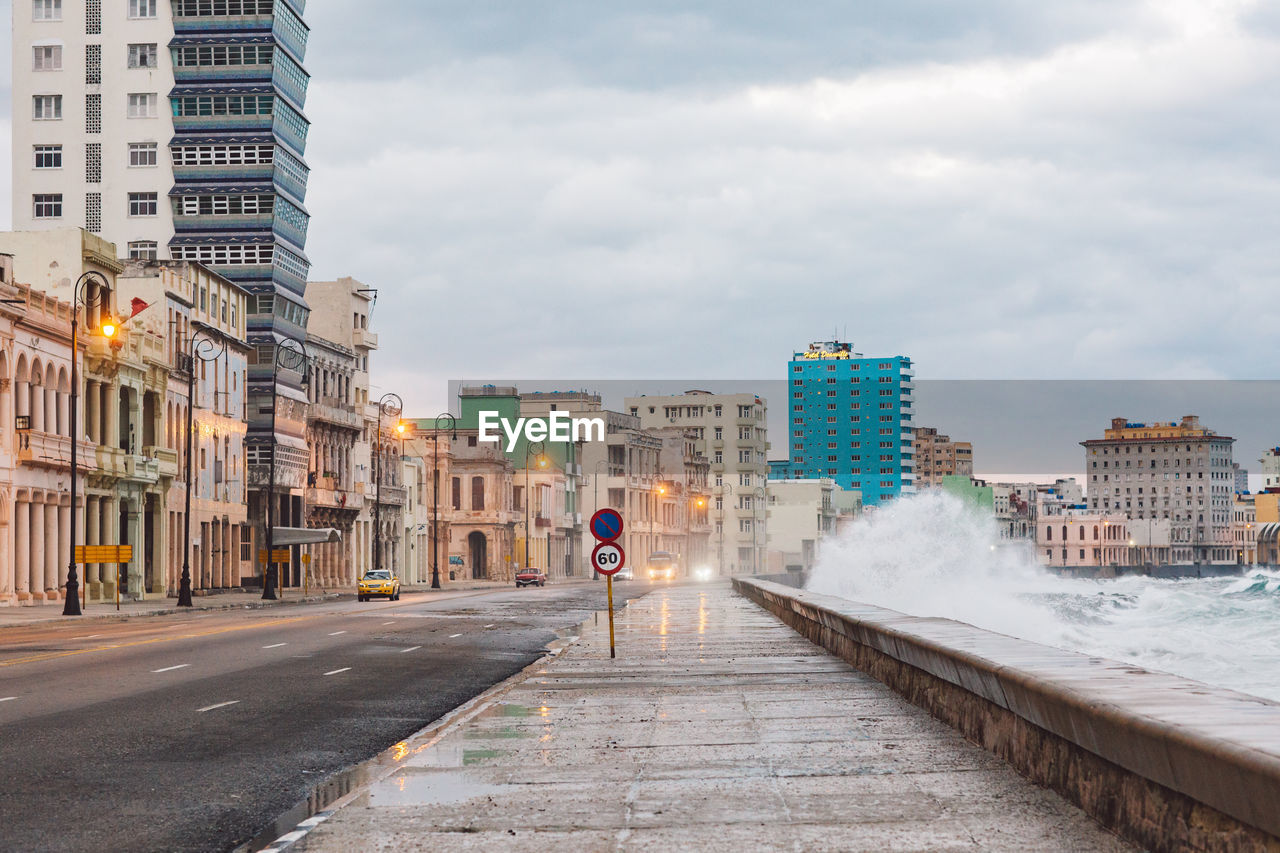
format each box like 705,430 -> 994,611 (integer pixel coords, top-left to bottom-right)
128,241 -> 158,260
127,93 -> 157,118
33,0 -> 62,20
33,45 -> 62,71
471,477 -> 485,511
33,95 -> 62,120
34,145 -> 62,168
128,192 -> 158,216
129,0 -> 157,18
128,43 -> 158,69
33,194 -> 62,219
171,94 -> 274,117
129,142 -> 157,167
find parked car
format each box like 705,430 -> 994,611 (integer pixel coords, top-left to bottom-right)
357,570 -> 401,601
515,567 -> 547,587
614,565 -> 635,581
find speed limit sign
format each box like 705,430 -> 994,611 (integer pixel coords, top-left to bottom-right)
591,541 -> 625,576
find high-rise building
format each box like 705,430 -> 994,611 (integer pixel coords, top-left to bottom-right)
913,426 -> 973,488
772,341 -> 914,506
1083,416 -> 1235,565
13,3 -> 314,585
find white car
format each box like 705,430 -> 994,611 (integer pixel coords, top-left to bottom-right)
614,565 -> 634,581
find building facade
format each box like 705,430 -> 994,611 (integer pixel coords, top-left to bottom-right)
626,390 -> 769,574
1261,448 -> 1280,491
772,341 -> 914,507
912,426 -> 972,488
1084,416 -> 1236,566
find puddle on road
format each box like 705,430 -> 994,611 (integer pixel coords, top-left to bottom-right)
364,770 -> 507,807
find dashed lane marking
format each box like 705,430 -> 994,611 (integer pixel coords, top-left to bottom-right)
399,646 -> 421,654
484,624 -> 495,628
151,664 -> 191,673
328,631 -> 346,636
323,668 -> 351,676
449,633 -> 462,638
382,621 -> 395,625
196,700 -> 240,713
70,635 -> 102,640
262,643 -> 288,649
0,697 -> 17,703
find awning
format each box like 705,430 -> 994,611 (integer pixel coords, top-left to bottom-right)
272,527 -> 342,546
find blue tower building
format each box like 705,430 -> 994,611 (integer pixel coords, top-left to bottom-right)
167,0 -> 313,563
771,341 -> 915,506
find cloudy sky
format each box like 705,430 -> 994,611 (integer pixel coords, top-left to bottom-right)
5,1 -> 1280,415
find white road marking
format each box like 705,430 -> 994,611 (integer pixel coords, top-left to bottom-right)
449,633 -> 462,638
328,631 -> 346,636
399,646 -> 421,654
70,635 -> 101,640
262,643 -> 288,649
484,624 -> 495,628
323,667 -> 351,676
382,621 -> 395,625
197,700 -> 240,713
151,664 -> 190,673
0,697 -> 17,703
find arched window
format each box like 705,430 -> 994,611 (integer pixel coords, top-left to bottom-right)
1078,526 -> 1085,541
451,477 -> 461,510
1093,525 -> 1099,540
1061,525 -> 1068,542
1046,526 -> 1052,541
471,476 -> 485,511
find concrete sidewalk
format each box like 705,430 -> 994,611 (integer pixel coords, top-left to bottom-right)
289,583 -> 1129,852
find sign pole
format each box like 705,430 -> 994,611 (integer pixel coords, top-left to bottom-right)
115,561 -> 121,611
606,574 -> 616,659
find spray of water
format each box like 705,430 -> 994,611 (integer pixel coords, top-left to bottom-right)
808,491 -> 1280,702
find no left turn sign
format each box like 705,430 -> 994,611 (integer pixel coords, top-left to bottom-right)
591,541 -> 625,576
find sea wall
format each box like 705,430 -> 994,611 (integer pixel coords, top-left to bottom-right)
734,577 -> 1280,852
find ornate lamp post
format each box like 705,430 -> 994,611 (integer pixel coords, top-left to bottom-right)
373,393 -> 403,577
65,271 -> 117,616
429,412 -> 457,589
177,324 -> 228,607
262,335 -> 310,601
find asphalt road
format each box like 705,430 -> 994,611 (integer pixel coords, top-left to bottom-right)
0,581 -> 653,853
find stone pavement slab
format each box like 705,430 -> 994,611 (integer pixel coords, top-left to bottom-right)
291,583 -> 1131,852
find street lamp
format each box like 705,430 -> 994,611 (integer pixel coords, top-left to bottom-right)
523,440 -> 547,570
262,335 -> 310,601
373,393 -> 404,579
429,412 -> 456,589
65,271 -> 117,616
177,325 -> 228,607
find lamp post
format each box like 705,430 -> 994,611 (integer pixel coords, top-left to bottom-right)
177,324 -> 228,607
65,271 -> 117,616
430,412 -> 456,589
373,392 -> 403,578
523,440 -> 547,570
262,335 -> 309,601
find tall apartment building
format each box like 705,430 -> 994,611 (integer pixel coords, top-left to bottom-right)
912,426 -> 972,488
14,0 -> 315,584
1083,416 -> 1236,565
626,390 -> 769,575
772,341 -> 914,506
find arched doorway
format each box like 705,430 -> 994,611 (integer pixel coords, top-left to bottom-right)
468,531 -> 487,580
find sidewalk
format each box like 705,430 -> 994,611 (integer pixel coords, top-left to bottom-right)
289,583 -> 1130,852
0,576 -> 583,629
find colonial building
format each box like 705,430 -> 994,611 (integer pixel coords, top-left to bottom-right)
1084,416 -> 1236,566
117,259 -> 250,594
445,429 -> 517,582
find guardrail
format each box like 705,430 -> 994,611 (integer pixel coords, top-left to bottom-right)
733,577 -> 1280,851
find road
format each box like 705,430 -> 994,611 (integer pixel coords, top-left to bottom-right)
0,581 -> 652,853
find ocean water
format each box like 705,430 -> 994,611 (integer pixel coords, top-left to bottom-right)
807,491 -> 1280,703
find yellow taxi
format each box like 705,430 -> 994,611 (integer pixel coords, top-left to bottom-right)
357,569 -> 401,601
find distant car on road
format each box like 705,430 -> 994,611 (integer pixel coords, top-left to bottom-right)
614,565 -> 634,581
646,551 -> 676,581
357,570 -> 400,601
515,567 -> 547,587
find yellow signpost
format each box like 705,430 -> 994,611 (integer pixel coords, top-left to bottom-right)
74,545 -> 132,611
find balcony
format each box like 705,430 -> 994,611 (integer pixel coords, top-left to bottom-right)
306,486 -> 362,512
143,446 -> 180,479
308,396 -> 361,430
97,447 -> 160,484
376,484 -> 407,506
352,328 -> 378,350
15,430 -> 96,472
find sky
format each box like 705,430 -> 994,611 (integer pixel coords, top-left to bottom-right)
4,1 -> 1280,417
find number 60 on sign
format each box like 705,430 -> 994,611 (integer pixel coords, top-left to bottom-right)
591,541 -> 625,576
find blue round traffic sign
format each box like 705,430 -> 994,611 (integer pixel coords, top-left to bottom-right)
590,508 -> 624,541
